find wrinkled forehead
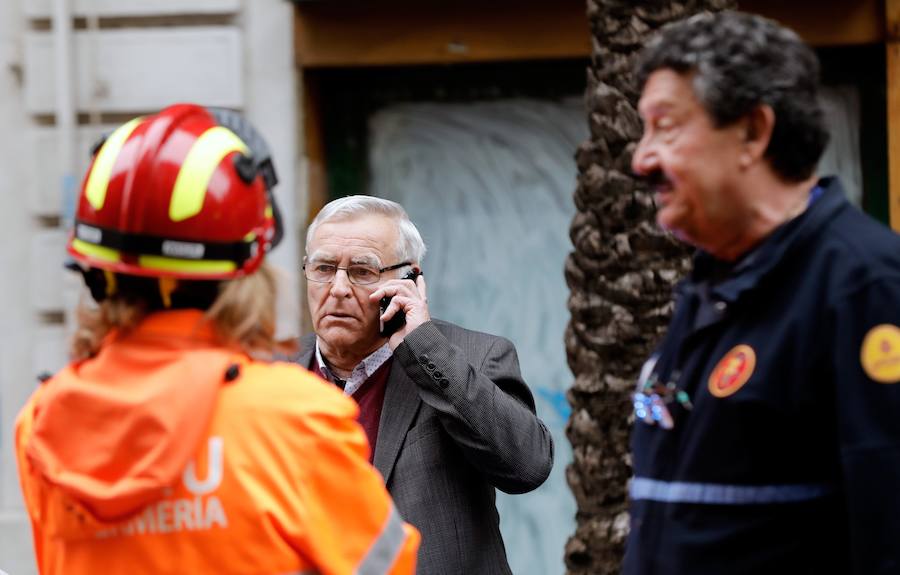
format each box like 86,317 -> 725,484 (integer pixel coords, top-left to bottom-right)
307,214 -> 399,264
637,69 -> 700,118
307,250 -> 383,267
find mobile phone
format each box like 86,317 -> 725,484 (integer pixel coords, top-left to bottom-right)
379,268 -> 422,337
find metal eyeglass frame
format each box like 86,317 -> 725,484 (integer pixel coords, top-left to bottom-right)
303,260 -> 412,286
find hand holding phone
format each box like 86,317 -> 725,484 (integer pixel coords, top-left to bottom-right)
379,268 -> 422,337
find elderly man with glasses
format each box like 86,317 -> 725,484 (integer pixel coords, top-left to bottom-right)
295,195 -> 554,575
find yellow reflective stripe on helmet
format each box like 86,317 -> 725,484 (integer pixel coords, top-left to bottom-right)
169,126 -> 250,223
138,255 -> 237,275
71,238 -> 121,262
84,117 -> 144,211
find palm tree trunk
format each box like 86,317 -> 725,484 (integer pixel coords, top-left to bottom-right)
565,2 -> 736,573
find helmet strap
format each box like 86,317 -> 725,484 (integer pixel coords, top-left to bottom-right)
158,277 -> 178,309
103,270 -> 118,297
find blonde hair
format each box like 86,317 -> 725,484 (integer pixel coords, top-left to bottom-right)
71,263 -> 278,361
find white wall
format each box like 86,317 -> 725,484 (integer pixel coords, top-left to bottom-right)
0,1 -> 39,572
0,1 -> 302,571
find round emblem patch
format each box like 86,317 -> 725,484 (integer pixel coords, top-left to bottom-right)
860,324 -> 900,383
708,344 -> 756,398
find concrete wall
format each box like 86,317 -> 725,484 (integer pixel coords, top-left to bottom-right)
0,0 -> 37,572
0,1 -> 302,571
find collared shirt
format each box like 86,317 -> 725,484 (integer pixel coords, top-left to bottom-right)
314,340 -> 393,396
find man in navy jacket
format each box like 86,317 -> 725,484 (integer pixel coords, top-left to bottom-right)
625,11 -> 900,574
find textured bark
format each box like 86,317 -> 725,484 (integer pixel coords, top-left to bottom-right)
565,2 -> 736,574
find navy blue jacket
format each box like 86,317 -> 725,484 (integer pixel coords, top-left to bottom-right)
624,178 -> 900,574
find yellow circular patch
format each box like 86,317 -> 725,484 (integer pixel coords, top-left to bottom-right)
860,324 -> 900,383
708,344 -> 756,398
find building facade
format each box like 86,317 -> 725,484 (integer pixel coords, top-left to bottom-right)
0,1 -> 302,571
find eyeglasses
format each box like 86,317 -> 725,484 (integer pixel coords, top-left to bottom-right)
303,261 -> 411,286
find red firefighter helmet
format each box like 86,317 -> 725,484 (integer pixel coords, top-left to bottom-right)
68,103 -> 281,280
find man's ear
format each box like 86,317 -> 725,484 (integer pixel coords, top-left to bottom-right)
739,105 -> 775,167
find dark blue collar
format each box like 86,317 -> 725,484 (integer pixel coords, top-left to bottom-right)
683,177 -> 849,305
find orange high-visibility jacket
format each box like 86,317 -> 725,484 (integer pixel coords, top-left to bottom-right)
15,310 -> 419,575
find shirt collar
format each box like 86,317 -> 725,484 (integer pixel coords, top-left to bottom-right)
314,340 -> 393,396
685,177 -> 848,304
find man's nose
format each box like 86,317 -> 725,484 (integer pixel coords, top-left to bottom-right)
631,135 -> 657,176
329,269 -> 353,297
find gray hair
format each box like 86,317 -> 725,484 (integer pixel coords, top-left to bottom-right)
305,195 -> 427,266
635,11 -> 828,182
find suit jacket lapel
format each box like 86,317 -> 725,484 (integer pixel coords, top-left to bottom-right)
297,333 -> 420,485
296,333 -> 316,369
373,360 -> 421,485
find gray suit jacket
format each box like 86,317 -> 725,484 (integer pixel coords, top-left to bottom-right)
297,319 -> 554,574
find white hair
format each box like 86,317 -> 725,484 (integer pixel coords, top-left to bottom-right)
305,195 -> 427,266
